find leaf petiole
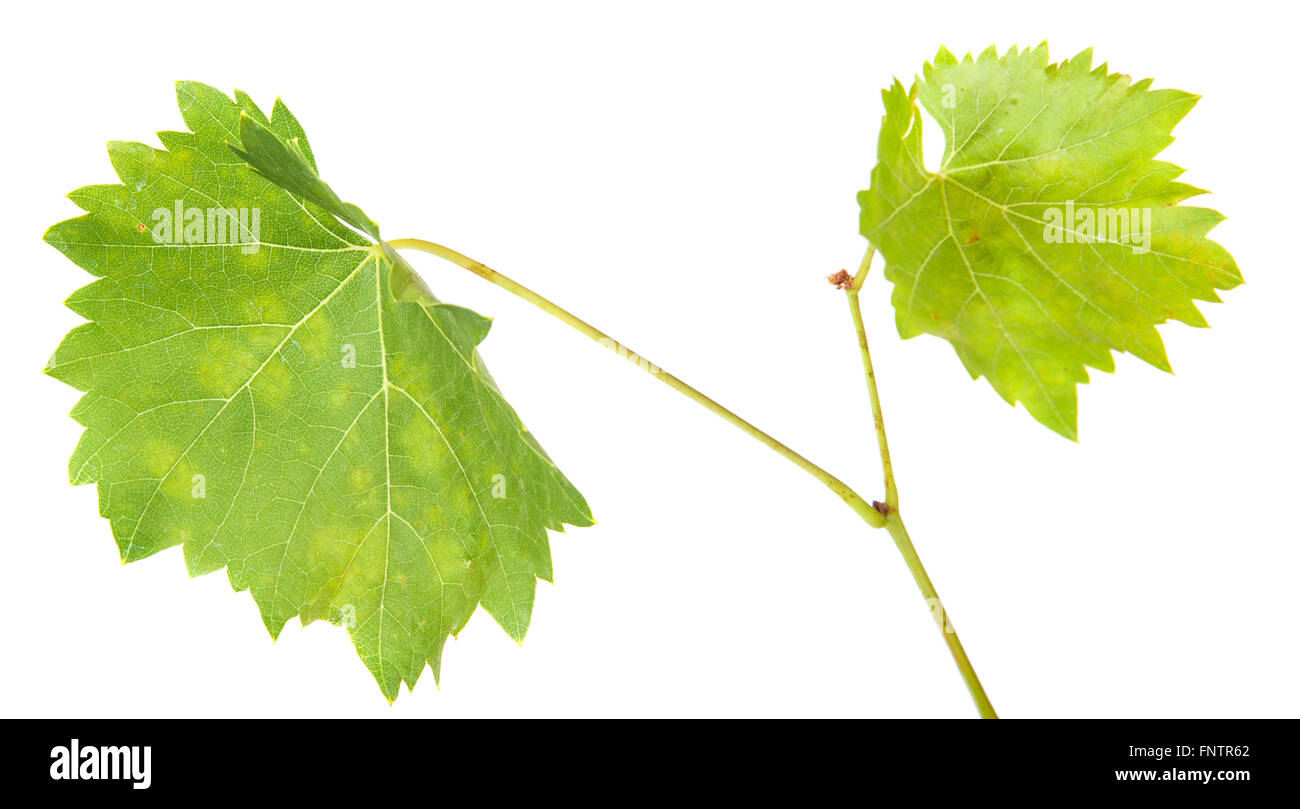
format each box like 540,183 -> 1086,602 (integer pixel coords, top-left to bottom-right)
845,246 -> 897,510
387,238 -> 887,530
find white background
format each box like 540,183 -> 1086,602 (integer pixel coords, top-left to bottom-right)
1,0 -> 1295,718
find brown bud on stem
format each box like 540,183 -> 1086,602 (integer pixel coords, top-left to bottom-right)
827,269 -> 853,290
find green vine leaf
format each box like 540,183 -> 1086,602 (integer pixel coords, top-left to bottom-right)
859,44 -> 1242,439
44,82 -> 593,701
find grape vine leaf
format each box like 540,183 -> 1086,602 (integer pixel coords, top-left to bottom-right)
44,82 -> 594,701
858,45 -> 1242,439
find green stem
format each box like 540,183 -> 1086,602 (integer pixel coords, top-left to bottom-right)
846,246 -> 897,509
847,245 -> 997,719
885,516 -> 998,718
387,237 -> 885,529
390,236 -> 995,717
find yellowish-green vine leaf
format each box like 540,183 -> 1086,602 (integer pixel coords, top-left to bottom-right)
44,82 -> 593,701
859,45 -> 1242,439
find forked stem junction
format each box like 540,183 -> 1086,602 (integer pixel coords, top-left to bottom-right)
389,236 -> 996,718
